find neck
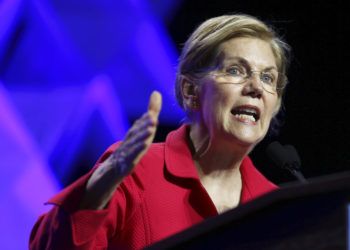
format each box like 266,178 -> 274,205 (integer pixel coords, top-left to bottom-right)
189,123 -> 252,176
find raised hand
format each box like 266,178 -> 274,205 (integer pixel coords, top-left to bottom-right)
111,91 -> 162,176
81,91 -> 162,210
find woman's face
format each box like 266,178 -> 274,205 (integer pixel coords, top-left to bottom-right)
196,37 -> 280,148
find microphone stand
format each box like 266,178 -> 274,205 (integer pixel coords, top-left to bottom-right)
284,163 -> 308,184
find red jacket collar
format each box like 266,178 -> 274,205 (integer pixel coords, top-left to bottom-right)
164,125 -> 252,180
164,124 -> 277,203
164,125 -> 200,180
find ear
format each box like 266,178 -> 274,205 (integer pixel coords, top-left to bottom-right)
180,76 -> 200,110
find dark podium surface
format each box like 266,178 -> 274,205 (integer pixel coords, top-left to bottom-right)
146,172 -> 350,250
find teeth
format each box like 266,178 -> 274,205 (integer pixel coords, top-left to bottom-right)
232,107 -> 259,121
234,114 -> 256,122
242,108 -> 256,114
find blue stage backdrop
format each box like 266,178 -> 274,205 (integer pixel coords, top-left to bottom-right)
0,0 -> 184,249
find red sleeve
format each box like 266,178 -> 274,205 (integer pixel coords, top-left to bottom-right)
29,142 -> 137,249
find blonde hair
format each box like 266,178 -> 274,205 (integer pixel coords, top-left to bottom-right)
175,14 -> 291,108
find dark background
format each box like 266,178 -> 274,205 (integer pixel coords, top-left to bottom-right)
153,0 -> 349,184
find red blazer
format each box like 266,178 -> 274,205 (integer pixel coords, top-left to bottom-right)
30,125 -> 277,250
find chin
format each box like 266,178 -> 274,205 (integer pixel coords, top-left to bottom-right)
225,127 -> 266,148
235,136 -> 261,148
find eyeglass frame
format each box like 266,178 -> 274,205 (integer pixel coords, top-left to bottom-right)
207,66 -> 286,95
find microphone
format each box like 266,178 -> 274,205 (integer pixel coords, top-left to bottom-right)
266,141 -> 307,183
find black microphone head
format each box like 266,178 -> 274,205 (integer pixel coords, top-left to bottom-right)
266,141 -> 306,182
284,144 -> 301,167
265,141 -> 290,168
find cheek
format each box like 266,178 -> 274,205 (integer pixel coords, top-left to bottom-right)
274,98 -> 282,115
211,91 -> 233,120
264,98 -> 280,122
201,84 -> 224,110
201,86 -> 231,124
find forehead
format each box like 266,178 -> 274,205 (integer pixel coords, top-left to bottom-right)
217,37 -> 277,68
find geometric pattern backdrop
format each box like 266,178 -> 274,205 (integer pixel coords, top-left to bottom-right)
0,0 -> 184,248
2,1 -> 349,249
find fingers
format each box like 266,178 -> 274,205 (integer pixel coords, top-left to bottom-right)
123,140 -> 148,166
144,90 -> 162,144
125,123 -> 154,148
125,113 -> 154,140
126,91 -> 162,139
112,91 -> 162,177
148,91 -> 162,118
114,140 -> 147,176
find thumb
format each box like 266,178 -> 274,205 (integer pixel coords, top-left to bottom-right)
148,91 -> 162,118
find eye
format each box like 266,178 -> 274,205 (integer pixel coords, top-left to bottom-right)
226,66 -> 245,76
260,72 -> 276,85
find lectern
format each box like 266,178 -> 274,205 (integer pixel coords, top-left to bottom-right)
146,172 -> 350,250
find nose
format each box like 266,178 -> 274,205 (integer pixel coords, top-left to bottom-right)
242,72 -> 263,98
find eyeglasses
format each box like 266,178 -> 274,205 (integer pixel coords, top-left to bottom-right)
209,65 -> 285,94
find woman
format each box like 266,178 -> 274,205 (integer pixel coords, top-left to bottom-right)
30,14 -> 290,249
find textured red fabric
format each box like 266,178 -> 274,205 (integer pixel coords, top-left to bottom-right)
29,125 -> 277,250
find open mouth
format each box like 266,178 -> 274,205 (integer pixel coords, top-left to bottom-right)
231,106 -> 260,123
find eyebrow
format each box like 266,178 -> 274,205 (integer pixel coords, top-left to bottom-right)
223,56 -> 278,71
